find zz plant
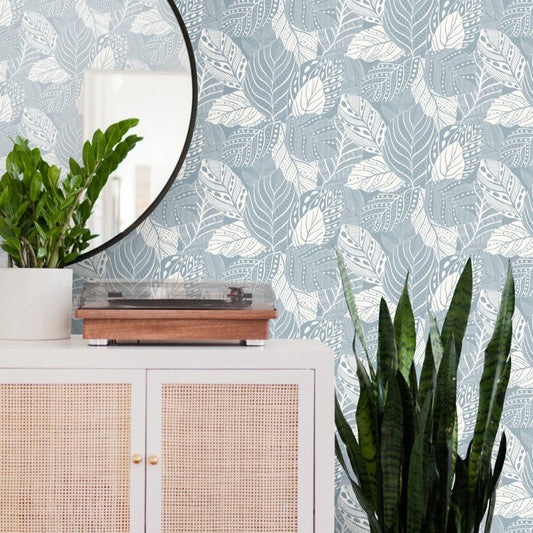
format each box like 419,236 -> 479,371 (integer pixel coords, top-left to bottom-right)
0,118 -> 141,268
335,252 -> 514,533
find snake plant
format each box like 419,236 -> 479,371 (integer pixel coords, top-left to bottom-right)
335,252 -> 514,533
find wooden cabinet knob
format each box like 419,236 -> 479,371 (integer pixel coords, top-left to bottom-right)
148,455 -> 159,465
132,454 -> 143,464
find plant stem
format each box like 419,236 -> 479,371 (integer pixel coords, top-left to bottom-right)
48,160 -> 102,268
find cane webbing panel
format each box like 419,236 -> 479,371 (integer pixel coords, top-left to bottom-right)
0,383 -> 131,533
161,383 -> 299,533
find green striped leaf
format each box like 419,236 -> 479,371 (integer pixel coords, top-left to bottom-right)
355,357 -> 380,509
429,312 -> 444,371
441,258 -> 472,361
468,264 -> 514,496
418,336 -> 435,410
335,249 -> 372,365
394,275 -> 416,382
407,393 -> 433,533
381,371 -> 404,530
377,298 -> 396,412
434,335 -> 458,532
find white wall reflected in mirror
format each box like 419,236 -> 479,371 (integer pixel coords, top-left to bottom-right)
83,69 -> 192,250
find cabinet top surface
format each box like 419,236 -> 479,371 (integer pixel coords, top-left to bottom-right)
0,335 -> 332,369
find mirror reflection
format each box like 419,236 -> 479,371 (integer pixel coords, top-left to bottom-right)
83,68 -> 192,250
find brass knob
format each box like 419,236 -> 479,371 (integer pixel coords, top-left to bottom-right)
148,455 -> 159,465
132,454 -> 143,464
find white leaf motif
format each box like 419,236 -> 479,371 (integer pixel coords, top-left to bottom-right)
89,47 -> 115,70
291,77 -> 326,116
430,12 -> 465,51
338,94 -> 386,153
347,24 -> 405,62
273,257 -> 318,325
0,94 -> 12,123
207,221 -> 265,258
291,206 -> 326,246
273,126 -> 318,195
478,159 -> 526,219
346,155 -> 404,192
22,12 -> 58,53
28,57 -> 70,84
486,90 -> 533,127
131,8 -> 173,35
139,219 -> 179,260
22,108 -> 57,152
487,221 -> 533,257
271,3 -> 317,63
431,142 -> 465,181
199,159 -> 247,219
412,59 -> 457,128
477,29 -> 526,89
0,62 -> 6,82
76,0 -> 110,36
0,0 -> 12,27
207,90 -> 265,127
495,482 -> 533,518
430,272 -> 461,313
357,286 -> 387,323
338,224 -> 387,284
412,192 -> 457,261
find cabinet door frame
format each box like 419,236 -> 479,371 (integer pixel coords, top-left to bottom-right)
146,369 -> 315,533
0,369 -> 146,533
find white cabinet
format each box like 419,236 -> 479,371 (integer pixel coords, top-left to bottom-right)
0,337 -> 333,532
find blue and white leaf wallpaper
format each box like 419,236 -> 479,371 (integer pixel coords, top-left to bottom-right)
1,0 -> 533,530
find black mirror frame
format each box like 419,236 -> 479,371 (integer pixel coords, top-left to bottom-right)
70,0 -> 198,264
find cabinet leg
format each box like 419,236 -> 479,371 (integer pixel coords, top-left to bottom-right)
244,339 -> 265,346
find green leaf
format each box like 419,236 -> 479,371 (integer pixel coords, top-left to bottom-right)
92,129 -> 106,160
394,274 -> 416,382
29,172 -> 43,202
468,264 -> 514,497
82,140 -> 96,174
380,370 -> 403,530
441,258 -> 472,360
377,298 -> 396,410
407,393 -> 434,533
433,335 -> 458,532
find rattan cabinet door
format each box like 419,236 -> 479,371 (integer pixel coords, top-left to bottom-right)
0,369 -> 146,533
146,370 -> 315,533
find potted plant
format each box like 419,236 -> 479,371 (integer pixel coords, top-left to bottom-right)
335,252 -> 514,533
0,119 -> 142,340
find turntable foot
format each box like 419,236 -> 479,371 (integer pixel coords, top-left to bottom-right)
245,339 -> 265,346
88,339 -> 110,346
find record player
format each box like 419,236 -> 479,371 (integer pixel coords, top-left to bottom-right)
75,280 -> 277,346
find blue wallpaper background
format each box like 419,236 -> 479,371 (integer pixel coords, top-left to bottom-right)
1,0 -> 533,531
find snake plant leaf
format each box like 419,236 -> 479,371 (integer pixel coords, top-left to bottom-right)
336,436 -> 383,533
433,335 -> 458,532
441,258 -> 472,362
407,392 -> 433,533
335,395 -> 367,486
485,433 -> 507,533
429,312 -> 444,372
355,356 -> 380,508
377,298 -> 396,413
394,274 -> 416,382
418,337 -> 435,411
468,263 -> 514,496
335,249 -> 371,364
381,370 -> 404,530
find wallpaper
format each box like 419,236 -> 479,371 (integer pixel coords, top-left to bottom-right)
1,0 -> 533,531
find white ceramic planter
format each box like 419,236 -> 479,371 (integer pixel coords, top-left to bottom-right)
0,268 -> 73,340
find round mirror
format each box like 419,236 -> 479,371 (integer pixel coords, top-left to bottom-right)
73,0 -> 196,260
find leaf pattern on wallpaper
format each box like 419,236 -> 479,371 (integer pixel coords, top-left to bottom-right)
272,9 -> 318,64
361,57 -> 420,101
383,0 -> 433,56
1,0 -> 532,529
198,29 -> 247,89
243,39 -> 297,120
222,0 -> 280,37
383,104 -> 436,185
500,0 -> 533,37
